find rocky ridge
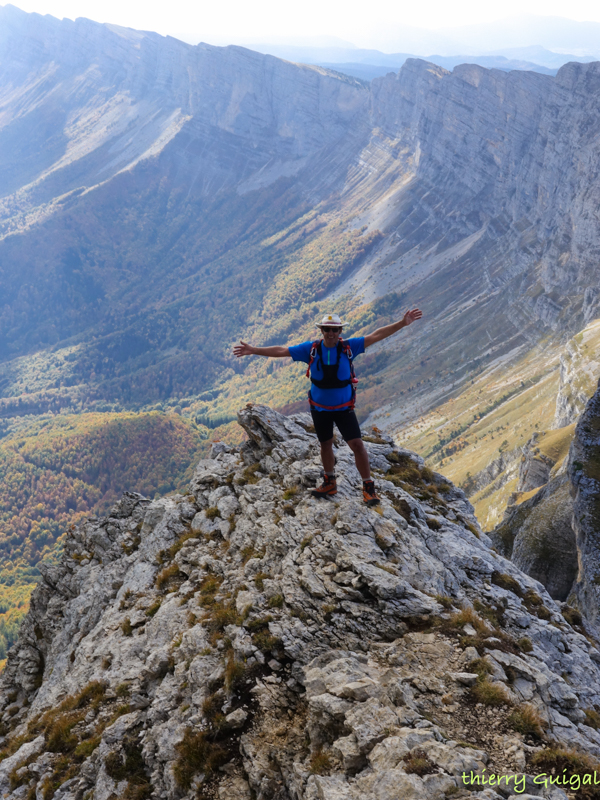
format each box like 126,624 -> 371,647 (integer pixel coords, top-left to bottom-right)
1,405 -> 600,799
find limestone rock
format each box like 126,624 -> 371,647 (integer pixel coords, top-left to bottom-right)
493,475 -> 578,600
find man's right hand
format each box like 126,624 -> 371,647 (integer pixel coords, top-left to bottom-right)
233,340 -> 254,357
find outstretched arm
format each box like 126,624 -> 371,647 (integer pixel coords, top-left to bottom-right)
233,340 -> 290,358
364,308 -> 422,348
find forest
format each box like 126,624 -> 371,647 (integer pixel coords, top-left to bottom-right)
0,411 -> 210,666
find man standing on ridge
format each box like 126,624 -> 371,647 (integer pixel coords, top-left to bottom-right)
233,309 -> 423,505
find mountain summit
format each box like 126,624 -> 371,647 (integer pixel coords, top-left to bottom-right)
1,405 -> 599,799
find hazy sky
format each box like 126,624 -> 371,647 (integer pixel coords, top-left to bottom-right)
9,0 -> 600,48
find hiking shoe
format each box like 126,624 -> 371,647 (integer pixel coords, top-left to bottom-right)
311,474 -> 337,499
362,480 -> 380,506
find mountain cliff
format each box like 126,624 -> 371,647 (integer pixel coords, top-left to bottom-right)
489,371 -> 600,614
2,4 -> 600,426
2,405 -> 600,799
567,382 -> 600,624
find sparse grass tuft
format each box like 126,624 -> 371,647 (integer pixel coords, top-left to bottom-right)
517,636 -> 533,653
173,729 -> 228,789
508,703 -> 547,738
119,588 -> 134,609
248,617 -> 281,654
491,571 -> 523,596
563,605 -> 583,627
46,714 -> 82,753
155,562 -> 182,591
104,733 -> 151,798
309,748 -> 332,775
402,749 -> 437,776
449,607 -> 488,635
242,463 -> 263,485
157,527 -> 201,564
522,589 -> 552,620
240,545 -> 256,564
584,708 -> 600,730
254,571 -> 269,590
121,618 -> 133,637
205,506 -> 221,520
268,594 -> 284,609
468,658 -> 493,681
198,573 -> 223,608
224,653 -> 246,692
470,678 -> 511,707
145,599 -> 161,617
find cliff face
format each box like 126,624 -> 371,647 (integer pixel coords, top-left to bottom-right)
2,406 -> 600,800
568,380 -> 600,625
0,5 -> 368,221
489,364 -> 600,607
491,472 -> 578,602
554,320 -> 600,429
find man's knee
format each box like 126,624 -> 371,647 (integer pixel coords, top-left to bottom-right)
320,438 -> 334,450
346,437 -> 365,453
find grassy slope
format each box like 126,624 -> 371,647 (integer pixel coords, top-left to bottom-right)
396,320 -> 600,531
396,338 -> 561,530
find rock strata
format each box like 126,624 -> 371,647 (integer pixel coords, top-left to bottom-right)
1,405 -> 600,800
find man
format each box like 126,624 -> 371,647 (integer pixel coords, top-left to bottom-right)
233,308 -> 422,505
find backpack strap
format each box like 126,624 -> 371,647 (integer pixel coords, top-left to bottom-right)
308,395 -> 356,411
344,340 -> 358,409
305,340 -> 321,378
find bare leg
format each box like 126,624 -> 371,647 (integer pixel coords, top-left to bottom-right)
346,438 -> 370,481
320,438 -> 336,473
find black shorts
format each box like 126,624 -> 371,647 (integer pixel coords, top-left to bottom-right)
310,408 -> 362,443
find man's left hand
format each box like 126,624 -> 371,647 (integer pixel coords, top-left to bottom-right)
403,308 -> 423,326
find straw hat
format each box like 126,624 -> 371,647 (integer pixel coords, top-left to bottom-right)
315,313 -> 347,329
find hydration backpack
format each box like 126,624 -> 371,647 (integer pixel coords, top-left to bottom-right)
305,339 -> 358,410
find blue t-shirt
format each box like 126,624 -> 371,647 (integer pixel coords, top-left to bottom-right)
289,337 -> 365,411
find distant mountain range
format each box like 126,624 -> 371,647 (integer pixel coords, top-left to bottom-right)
242,14 -> 600,59
246,43 -> 595,82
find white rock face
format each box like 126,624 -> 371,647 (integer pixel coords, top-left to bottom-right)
0,404 -> 598,799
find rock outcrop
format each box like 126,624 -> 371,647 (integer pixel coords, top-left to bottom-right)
568,380 -> 600,625
554,320 -> 600,429
516,437 -> 556,495
491,473 -> 578,602
2,405 -> 600,800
